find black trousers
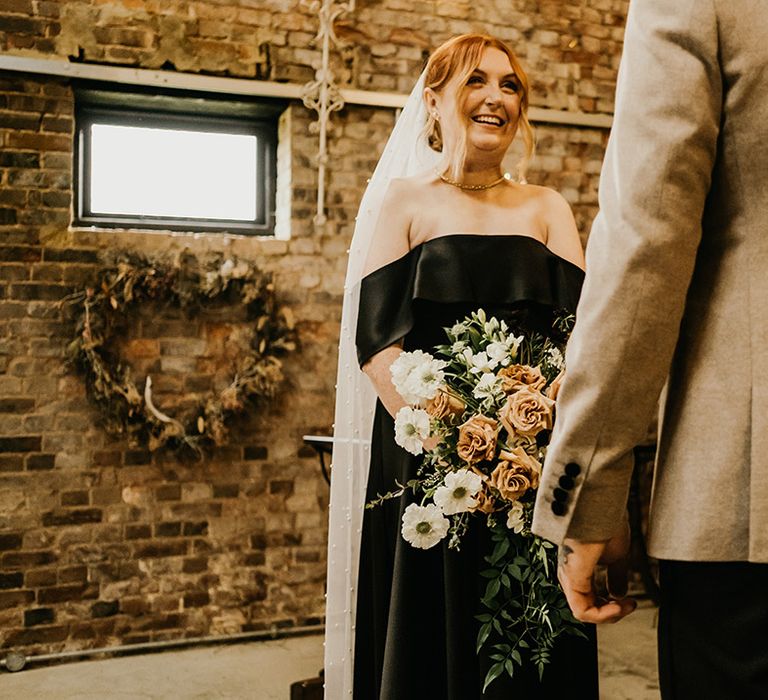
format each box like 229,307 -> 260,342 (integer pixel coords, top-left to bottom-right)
658,560 -> 768,699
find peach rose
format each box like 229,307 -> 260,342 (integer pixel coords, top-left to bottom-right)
456,414 -> 499,464
489,447 -> 542,501
546,369 -> 565,401
469,481 -> 497,514
499,387 -> 554,438
498,364 -> 546,394
425,388 -> 466,423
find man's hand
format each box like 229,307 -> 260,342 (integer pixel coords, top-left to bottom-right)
557,520 -> 636,624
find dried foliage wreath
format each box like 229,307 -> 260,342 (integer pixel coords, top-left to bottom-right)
65,251 -> 297,459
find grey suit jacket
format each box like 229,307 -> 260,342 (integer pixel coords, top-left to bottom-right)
532,0 -> 768,562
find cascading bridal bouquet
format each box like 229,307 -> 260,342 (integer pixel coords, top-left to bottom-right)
369,309 -> 586,692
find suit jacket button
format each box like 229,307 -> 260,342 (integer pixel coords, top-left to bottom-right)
565,462 -> 581,478
558,475 -> 575,490
551,501 -> 567,516
553,487 -> 568,503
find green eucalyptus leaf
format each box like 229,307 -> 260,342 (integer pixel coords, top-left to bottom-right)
482,663 -> 505,693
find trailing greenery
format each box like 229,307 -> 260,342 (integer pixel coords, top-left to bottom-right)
477,519 -> 585,690
64,251 -> 297,459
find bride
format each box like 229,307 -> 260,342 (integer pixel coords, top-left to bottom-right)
326,33 -> 597,699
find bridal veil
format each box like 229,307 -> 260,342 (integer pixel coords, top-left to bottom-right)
324,72 -> 440,698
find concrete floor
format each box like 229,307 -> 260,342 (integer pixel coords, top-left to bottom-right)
1,603 -> 659,700
598,601 -> 660,700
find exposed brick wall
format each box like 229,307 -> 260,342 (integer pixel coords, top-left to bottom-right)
0,0 -> 625,657
0,1 -> 627,108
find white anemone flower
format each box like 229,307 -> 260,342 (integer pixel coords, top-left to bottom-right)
486,341 -> 511,367
473,372 -> 502,401
391,350 -> 430,386
394,407 -> 431,455
410,357 -> 447,401
463,348 -> 499,374
390,350 -> 446,405
433,469 -> 483,515
401,503 -> 449,549
506,501 -> 526,533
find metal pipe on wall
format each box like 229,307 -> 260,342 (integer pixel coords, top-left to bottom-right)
0,623 -> 325,673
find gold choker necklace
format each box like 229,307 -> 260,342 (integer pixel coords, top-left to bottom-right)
438,171 -> 509,191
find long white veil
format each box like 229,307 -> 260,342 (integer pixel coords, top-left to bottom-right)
324,72 -> 441,698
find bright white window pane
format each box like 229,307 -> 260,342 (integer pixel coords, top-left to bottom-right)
89,124 -> 258,221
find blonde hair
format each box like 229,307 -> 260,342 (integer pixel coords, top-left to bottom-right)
423,33 -> 535,182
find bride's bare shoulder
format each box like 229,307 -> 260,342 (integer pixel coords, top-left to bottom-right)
515,182 -> 565,204
363,172 -> 438,276
387,170 -> 440,200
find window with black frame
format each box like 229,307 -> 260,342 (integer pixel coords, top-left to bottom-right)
74,85 -> 283,235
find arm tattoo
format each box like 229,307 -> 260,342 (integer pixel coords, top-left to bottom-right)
558,543 -> 574,570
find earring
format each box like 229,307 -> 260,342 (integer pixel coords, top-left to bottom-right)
432,111 -> 440,121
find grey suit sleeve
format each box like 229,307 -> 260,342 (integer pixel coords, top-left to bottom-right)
532,0 -> 722,542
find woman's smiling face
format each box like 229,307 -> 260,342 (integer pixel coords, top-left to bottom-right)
460,47 -> 522,155
429,46 -> 522,164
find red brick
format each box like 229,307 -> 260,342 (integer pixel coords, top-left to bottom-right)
0,589 -> 34,609
0,454 -> 25,472
0,190 -> 27,208
182,557 -> 208,573
120,597 -> 149,616
92,450 -> 122,466
0,0 -> 34,14
60,490 -> 89,506
0,246 -> 41,262
40,115 -> 71,133
0,111 -> 42,131
27,453 -> 55,470
0,208 -> 18,225
5,624 -> 68,645
3,551 -> 56,568
6,131 -> 70,152
0,16 -> 43,34
154,521 -> 181,537
91,600 -> 119,618
134,541 -> 187,558
155,484 -> 181,501
36,1 -> 59,18
0,532 -> 22,550
24,568 -> 56,587
37,583 -> 88,604
183,590 -> 210,608
0,398 -> 35,412
212,483 -> 239,498
58,566 -> 87,584
24,607 -> 54,627
0,571 -> 23,589
125,524 -> 151,540
135,613 -> 182,631
0,151 -> 38,167
41,509 -> 102,526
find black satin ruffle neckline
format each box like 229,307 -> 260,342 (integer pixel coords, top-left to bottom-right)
356,234 -> 585,366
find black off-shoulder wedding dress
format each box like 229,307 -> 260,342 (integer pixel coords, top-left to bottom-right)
352,235 -> 599,700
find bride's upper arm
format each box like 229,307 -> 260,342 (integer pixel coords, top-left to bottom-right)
542,189 -> 586,270
362,179 -> 414,277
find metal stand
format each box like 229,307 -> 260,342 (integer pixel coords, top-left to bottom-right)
303,434 -> 333,485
